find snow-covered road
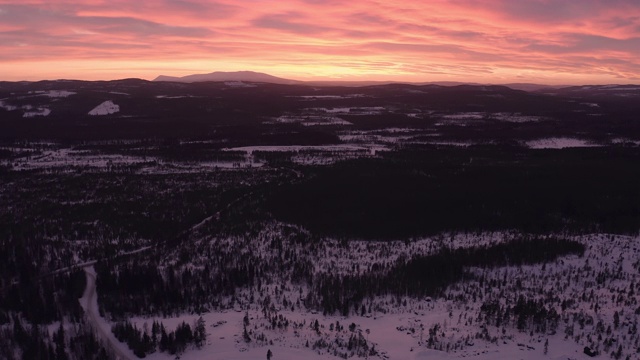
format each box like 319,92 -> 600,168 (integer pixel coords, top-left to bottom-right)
79,266 -> 137,360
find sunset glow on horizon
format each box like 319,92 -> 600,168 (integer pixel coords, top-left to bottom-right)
1,0 -> 639,85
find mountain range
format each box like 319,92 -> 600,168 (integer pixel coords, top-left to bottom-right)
152,70 -> 568,91
153,71 -> 300,85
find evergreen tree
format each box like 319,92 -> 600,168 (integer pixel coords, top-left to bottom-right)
194,317 -> 206,348
54,322 -> 68,360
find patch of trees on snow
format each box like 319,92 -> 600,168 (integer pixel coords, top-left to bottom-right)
111,317 -> 206,357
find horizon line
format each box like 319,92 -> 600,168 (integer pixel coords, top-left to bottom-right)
3,72 -> 639,88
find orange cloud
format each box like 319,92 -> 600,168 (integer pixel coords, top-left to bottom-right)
0,0 -> 638,84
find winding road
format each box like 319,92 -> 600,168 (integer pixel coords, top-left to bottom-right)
80,266 -> 136,360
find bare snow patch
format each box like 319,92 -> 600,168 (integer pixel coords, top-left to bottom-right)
0,100 -> 18,111
23,107 -> 51,118
440,112 -> 543,123
44,90 -> 76,98
311,107 -> 386,115
526,138 -> 600,149
491,113 -> 543,123
225,81 -> 257,88
612,138 -> 640,146
442,112 -> 485,120
270,115 -> 352,126
2,100 -> 51,117
288,94 -> 368,100
89,101 -> 120,116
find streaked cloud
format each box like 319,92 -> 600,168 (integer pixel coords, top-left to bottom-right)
0,0 -> 638,84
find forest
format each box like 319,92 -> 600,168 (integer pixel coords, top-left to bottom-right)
267,146 -> 640,239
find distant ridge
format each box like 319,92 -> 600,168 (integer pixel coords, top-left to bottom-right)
153,71 -> 568,91
153,71 -> 301,85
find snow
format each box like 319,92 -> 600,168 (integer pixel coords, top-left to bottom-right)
226,144 -> 388,158
156,95 -> 199,99
23,107 -> 51,117
5,144 -> 273,173
442,112 -> 485,120
0,100 -> 51,117
271,115 -> 353,126
225,81 -> 257,88
289,94 -> 367,100
80,266 -> 137,360
440,112 -> 543,123
43,90 -> 76,98
90,229 -> 640,360
0,100 -> 18,111
8,147 -> 149,171
130,299 -> 591,360
311,107 -> 386,115
422,141 -> 475,147
490,113 -> 543,123
89,101 -> 120,116
612,138 -> 640,146
526,138 -> 601,149
602,87 -> 640,91
222,144 -> 389,165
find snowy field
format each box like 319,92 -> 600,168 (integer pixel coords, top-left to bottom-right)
3,146 -> 265,173
89,100 -> 120,116
225,144 -> 389,165
83,232 -> 640,360
525,138 -> 601,149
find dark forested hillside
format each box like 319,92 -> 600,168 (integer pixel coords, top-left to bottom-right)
266,146 -> 640,239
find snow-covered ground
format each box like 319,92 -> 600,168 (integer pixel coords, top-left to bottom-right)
80,266 -> 137,360
113,231 -> 639,360
224,144 -> 389,165
0,100 -> 18,111
3,145 -> 271,173
89,101 -> 120,116
270,115 -> 353,126
42,90 -> 76,98
288,94 -> 367,100
526,138 -> 601,149
612,138 -> 640,146
310,107 -> 386,115
1,100 -> 52,117
7,148 -> 149,171
156,95 -> 200,99
24,90 -> 76,98
23,107 -> 51,118
226,145 -> 387,154
225,81 -> 257,88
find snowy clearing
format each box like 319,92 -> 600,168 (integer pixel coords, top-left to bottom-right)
89,101 -> 120,116
225,81 -> 257,88
118,232 -> 638,360
526,138 -> 601,149
310,107 -> 386,115
0,100 -> 18,111
43,90 -> 76,98
23,107 -> 51,117
270,115 -> 353,126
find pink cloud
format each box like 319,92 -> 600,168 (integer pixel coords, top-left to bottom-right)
0,0 -> 639,83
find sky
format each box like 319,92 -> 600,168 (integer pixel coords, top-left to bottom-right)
0,0 -> 639,84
